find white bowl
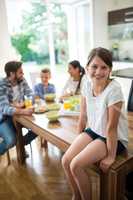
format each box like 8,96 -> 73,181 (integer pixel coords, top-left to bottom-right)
46,111 -> 59,122
44,93 -> 56,102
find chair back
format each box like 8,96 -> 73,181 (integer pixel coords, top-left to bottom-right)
127,80 -> 133,111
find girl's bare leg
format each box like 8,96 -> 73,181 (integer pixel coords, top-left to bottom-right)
70,139 -> 107,200
62,133 -> 93,200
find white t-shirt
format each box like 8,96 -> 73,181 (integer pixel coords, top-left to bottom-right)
12,85 -> 21,102
61,75 -> 86,96
82,79 -> 128,147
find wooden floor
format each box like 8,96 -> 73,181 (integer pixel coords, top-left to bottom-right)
0,113 -> 133,200
0,140 -> 72,200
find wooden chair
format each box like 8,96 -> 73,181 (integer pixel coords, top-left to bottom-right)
29,71 -> 40,90
29,71 -> 48,150
127,80 -> 133,111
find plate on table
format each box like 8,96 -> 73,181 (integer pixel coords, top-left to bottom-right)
60,95 -> 80,116
59,105 -> 80,117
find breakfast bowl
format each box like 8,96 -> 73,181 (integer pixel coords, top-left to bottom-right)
44,93 -> 56,102
46,103 -> 61,111
45,110 -> 59,122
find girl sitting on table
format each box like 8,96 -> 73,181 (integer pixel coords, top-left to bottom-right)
62,47 -> 128,200
34,68 -> 56,100
60,60 -> 86,101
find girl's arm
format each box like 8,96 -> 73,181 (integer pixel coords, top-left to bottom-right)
77,96 -> 87,134
60,78 -> 73,100
100,101 -> 122,172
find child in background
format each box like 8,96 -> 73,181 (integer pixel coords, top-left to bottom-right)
62,47 -> 128,200
60,60 -> 85,101
34,68 -> 56,100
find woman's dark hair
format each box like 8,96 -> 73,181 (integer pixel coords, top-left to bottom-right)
69,60 -> 85,94
87,47 -> 113,69
4,61 -> 22,77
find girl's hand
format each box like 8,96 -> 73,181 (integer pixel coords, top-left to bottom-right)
99,157 -> 115,173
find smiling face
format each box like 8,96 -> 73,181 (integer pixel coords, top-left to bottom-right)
86,55 -> 112,84
68,64 -> 80,78
10,66 -> 24,84
41,72 -> 51,84
15,67 -> 24,82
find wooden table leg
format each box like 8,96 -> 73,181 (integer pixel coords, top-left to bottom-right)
41,137 -> 48,149
100,171 -> 109,200
100,169 -> 123,200
6,151 -> 11,165
14,121 -> 25,164
100,158 -> 133,200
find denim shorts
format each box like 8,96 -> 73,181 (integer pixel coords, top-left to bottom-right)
84,128 -> 126,155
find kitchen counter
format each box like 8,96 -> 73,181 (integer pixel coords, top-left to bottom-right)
112,68 -> 133,79
113,61 -> 133,71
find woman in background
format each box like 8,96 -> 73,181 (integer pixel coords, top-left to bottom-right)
60,60 -> 85,100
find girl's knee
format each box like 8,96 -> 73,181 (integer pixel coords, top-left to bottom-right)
62,154 -> 70,169
70,159 -> 80,175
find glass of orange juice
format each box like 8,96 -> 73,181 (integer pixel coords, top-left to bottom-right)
34,95 -> 41,106
24,96 -> 33,108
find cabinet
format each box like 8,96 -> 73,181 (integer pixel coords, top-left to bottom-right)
108,7 -> 133,62
108,7 -> 133,25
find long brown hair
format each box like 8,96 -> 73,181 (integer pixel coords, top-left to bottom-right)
69,60 -> 85,94
87,47 -> 113,69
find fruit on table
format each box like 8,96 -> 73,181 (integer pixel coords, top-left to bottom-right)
63,96 -> 80,111
46,111 -> 59,122
63,101 -> 72,109
46,103 -> 60,111
44,93 -> 56,101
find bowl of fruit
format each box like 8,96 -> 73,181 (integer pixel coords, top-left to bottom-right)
46,110 -> 59,122
44,93 -> 56,102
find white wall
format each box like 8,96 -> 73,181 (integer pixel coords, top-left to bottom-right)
107,0 -> 133,11
0,0 -> 15,76
64,1 -> 91,66
91,0 -> 108,48
65,5 -> 78,61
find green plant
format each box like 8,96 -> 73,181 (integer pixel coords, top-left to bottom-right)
11,0 -> 68,64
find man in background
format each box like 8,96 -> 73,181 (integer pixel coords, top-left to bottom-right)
0,61 -> 37,155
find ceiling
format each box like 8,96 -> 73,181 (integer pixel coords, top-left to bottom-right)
48,0 -> 88,5
8,0 -> 88,5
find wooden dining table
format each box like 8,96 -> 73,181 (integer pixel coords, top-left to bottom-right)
13,113 -> 79,164
13,111 -> 133,200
